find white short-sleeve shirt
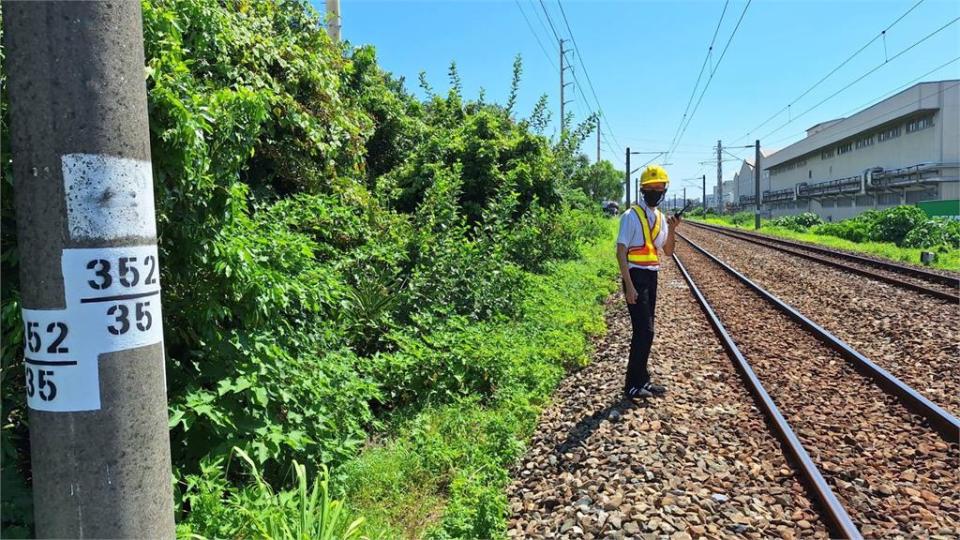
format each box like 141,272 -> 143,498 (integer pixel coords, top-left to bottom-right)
616,200 -> 669,271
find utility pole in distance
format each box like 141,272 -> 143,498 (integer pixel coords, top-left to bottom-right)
596,121 -> 601,163
754,139 -> 762,229
624,147 -> 631,206
4,2 -> 174,537
559,39 -> 573,135
716,140 -> 723,213
702,174 -> 706,211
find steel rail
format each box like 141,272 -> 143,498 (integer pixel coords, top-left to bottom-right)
673,253 -> 862,540
679,233 -> 960,443
689,221 -> 960,292
688,223 -> 960,303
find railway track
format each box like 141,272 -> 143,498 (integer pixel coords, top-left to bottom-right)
674,234 -> 960,538
687,221 -> 960,303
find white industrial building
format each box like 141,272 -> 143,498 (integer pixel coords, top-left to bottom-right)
757,80 -> 959,221
732,150 -> 770,208
708,179 -> 734,209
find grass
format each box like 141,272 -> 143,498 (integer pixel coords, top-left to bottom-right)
689,216 -> 960,272
338,220 -> 620,539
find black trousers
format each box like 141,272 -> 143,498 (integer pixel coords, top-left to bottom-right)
624,267 -> 658,392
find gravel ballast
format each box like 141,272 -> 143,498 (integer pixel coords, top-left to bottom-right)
507,260 -> 828,539
682,225 -> 960,417
676,239 -> 960,538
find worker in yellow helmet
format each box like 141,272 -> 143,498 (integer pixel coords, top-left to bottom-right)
615,165 -> 681,400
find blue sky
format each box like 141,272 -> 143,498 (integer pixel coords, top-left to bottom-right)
320,0 -> 960,196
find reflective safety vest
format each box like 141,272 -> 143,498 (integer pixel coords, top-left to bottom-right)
626,205 -> 662,267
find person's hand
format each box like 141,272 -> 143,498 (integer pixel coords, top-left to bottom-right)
625,285 -> 639,304
668,214 -> 682,229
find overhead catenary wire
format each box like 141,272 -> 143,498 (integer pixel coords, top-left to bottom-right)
514,0 -> 558,71
666,0 -> 731,156
769,78 -> 960,148
537,0 -> 563,42
667,0 -> 753,161
732,0 -> 928,143
768,56 -> 960,146
758,16 -> 960,141
556,0 -> 625,156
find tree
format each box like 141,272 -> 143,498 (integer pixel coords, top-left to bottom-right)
570,159 -> 623,203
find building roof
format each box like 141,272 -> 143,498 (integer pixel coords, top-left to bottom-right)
806,118 -> 845,136
745,149 -> 770,167
763,80 -> 958,170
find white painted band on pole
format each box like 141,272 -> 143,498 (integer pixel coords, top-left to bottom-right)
62,154 -> 157,241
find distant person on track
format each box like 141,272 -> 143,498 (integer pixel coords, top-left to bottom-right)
615,165 -> 680,400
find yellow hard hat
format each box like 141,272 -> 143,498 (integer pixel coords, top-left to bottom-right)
640,165 -> 670,186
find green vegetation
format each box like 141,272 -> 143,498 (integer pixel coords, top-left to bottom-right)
179,448 -> 366,540
1,0 -> 622,537
768,212 -> 823,232
692,205 -> 960,271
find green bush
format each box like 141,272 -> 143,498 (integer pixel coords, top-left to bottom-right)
869,205 -> 927,245
341,228 -> 617,538
815,220 -> 872,243
177,448 -> 366,540
771,212 -> 823,232
729,211 -> 754,226
902,217 -> 960,250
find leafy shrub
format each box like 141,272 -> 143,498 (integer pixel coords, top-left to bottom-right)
771,212 -> 823,232
688,207 -> 705,218
815,220 -> 872,243
177,448 -> 365,540
729,211 -> 754,226
902,217 -> 960,249
869,205 -> 927,245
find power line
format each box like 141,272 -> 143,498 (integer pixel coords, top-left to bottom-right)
556,0 -> 624,156
759,16 -> 960,140
666,0 -> 731,156
538,0 -> 562,42
667,0 -> 753,160
733,0 -> 928,143
769,64 -> 960,146
514,0 -> 558,70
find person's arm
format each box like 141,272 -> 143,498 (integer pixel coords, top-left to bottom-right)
662,215 -> 681,257
617,243 -> 638,304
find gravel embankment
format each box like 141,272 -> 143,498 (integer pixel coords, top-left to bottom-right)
682,225 -> 960,417
507,260 -> 828,539
676,240 -> 960,538
689,223 -> 960,297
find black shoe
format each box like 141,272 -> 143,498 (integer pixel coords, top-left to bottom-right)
624,386 -> 653,400
643,381 -> 667,396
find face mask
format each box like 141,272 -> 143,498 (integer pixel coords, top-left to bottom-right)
641,189 -> 666,207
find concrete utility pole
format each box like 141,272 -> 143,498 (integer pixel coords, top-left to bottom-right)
559,39 -> 574,135
702,174 -> 706,211
326,0 -> 342,42
4,2 -> 174,537
596,123 -> 601,163
716,140 -> 723,213
624,147 -> 631,206
754,139 -> 762,229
